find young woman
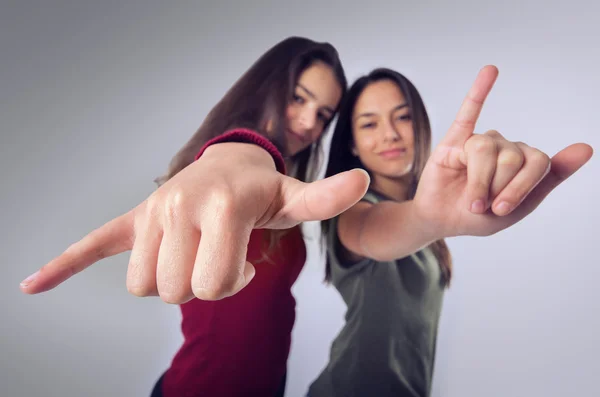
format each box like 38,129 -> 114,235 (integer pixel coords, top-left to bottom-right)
19,36 -> 369,397
146,37 -> 354,397
149,36 -> 352,397
308,67 -> 593,397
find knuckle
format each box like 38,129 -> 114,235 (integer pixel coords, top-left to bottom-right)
71,234 -> 107,263
498,149 -> 524,167
156,277 -> 192,304
193,286 -> 224,301
206,186 -> 237,219
159,289 -> 189,305
90,244 -> 108,263
144,195 -> 161,219
467,135 -> 496,153
453,118 -> 476,130
484,129 -> 503,138
529,149 -> 550,168
193,278 -> 237,301
126,261 -> 156,297
163,187 -> 188,223
127,282 -> 155,297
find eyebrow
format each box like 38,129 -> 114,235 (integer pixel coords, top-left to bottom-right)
354,103 -> 409,121
298,84 -> 335,115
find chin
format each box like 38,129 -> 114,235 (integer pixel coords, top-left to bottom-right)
386,173 -> 411,181
289,145 -> 310,157
380,162 -> 412,176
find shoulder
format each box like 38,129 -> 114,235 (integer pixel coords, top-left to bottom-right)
325,190 -> 388,283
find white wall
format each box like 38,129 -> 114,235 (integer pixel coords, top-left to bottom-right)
1,1 -> 598,396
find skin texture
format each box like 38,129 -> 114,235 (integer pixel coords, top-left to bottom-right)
20,65 -> 593,301
336,66 -> 593,263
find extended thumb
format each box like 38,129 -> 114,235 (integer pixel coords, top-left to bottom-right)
282,168 -> 370,223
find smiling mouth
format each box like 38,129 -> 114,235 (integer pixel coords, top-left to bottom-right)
287,129 -> 307,143
379,148 -> 406,158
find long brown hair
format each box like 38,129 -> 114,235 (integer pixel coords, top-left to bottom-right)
155,36 -> 347,187
155,37 -> 347,258
321,68 -> 452,286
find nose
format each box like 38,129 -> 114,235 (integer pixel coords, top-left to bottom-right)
297,106 -> 317,132
382,120 -> 401,142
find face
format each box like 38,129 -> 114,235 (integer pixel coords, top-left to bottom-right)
285,61 -> 343,156
351,79 -> 415,179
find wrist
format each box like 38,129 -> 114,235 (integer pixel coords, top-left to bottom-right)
408,200 -> 447,243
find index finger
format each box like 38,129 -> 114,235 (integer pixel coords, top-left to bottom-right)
440,65 -> 499,147
20,211 -> 135,294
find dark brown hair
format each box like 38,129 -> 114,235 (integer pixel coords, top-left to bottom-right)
154,36 -> 347,259
155,36 -> 347,187
321,68 -> 452,286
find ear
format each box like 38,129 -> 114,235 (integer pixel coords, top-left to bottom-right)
351,145 -> 359,156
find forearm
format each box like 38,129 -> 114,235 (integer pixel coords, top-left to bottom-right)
358,200 -> 442,262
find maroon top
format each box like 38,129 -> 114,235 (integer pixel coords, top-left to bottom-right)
161,129 -> 306,396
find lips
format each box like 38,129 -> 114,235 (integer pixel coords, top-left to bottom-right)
378,148 -> 407,159
287,129 -> 307,143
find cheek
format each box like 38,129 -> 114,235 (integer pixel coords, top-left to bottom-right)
311,126 -> 325,141
354,136 -> 380,167
355,134 -> 377,153
404,129 -> 416,148
285,104 -> 296,123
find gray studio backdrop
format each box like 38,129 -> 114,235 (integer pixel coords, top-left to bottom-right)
2,1 -> 598,396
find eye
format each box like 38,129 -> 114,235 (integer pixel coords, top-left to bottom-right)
293,93 -> 305,104
317,112 -> 329,123
396,113 -> 411,121
360,122 -> 376,129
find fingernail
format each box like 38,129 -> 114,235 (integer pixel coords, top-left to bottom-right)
20,271 -> 39,287
470,200 -> 485,213
495,201 -> 512,216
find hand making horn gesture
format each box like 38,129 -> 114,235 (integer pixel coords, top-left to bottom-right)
412,65 -> 593,240
19,141 -> 370,301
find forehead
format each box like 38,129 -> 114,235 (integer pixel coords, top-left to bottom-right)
355,80 -> 406,113
296,61 -> 342,108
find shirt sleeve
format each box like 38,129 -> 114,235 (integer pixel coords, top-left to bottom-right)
194,128 -> 287,175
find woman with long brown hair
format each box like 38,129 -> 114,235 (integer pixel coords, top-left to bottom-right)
308,66 -> 593,397
147,36 -> 352,397
20,36 -> 370,397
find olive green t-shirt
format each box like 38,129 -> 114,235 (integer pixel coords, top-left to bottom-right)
308,190 -> 445,397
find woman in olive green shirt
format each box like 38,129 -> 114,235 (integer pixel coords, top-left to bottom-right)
308,65 -> 592,397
